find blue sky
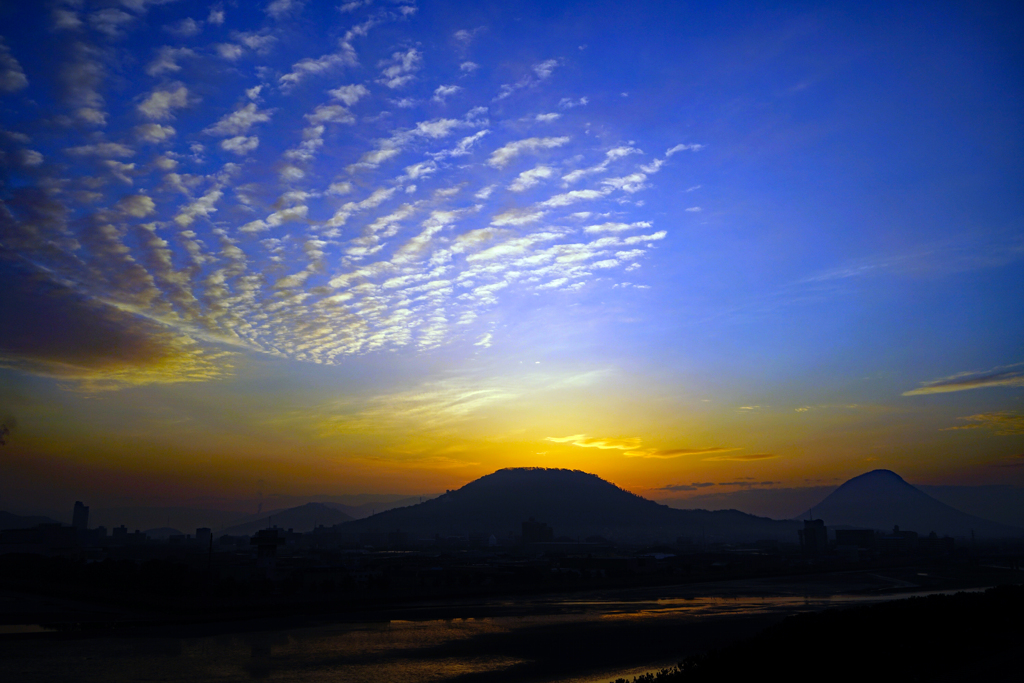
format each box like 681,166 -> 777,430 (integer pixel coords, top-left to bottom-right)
0,0 -> 1021,515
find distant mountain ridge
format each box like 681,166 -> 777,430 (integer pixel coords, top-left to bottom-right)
0,511 -> 59,530
798,469 -> 1021,539
334,468 -> 801,543
218,502 -> 353,536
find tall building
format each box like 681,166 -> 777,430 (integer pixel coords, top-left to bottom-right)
72,501 -> 89,530
798,518 -> 827,555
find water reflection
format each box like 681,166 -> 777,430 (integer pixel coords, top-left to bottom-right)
0,586 -> 988,683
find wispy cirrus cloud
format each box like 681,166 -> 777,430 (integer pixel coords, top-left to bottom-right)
942,412 -> 1024,435
702,453 -> 779,462
312,370 -> 607,434
545,434 -> 739,459
903,363 -> 1024,396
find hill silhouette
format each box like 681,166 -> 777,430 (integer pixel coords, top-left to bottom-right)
219,502 -> 353,536
319,496 -> 434,520
335,468 -> 800,543
798,469 -> 1021,538
0,511 -> 60,530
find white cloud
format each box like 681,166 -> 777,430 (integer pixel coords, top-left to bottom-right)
204,103 -> 273,136
413,118 -> 462,139
64,142 -> 135,158
329,83 -> 370,105
134,123 -> 176,143
539,189 -> 607,207
0,39 -> 29,92
102,160 -> 136,184
88,8 -> 135,38
306,104 -> 354,125
339,1 -> 370,12
232,31 -> 277,53
453,27 -> 484,44
601,172 -> 647,193
347,147 -> 401,173
433,84 -> 461,102
266,0 -> 302,20
666,143 -> 703,155
20,150 -> 43,166
488,136 -> 570,168
474,184 -> 496,200
402,160 -> 437,180
325,186 -> 398,227
508,165 -> 554,192
208,7 -> 225,24
495,59 -> 559,101
685,206 -> 702,212
52,8 -> 82,31
583,221 -> 652,233
562,146 -> 642,184
533,59 -> 558,79
378,48 -> 422,89
137,84 -> 191,120
280,51 -> 357,89
146,46 -> 195,76
59,43 -> 106,125
491,208 -> 546,226
558,96 -> 588,109
165,17 -> 202,38
216,43 -> 244,60
153,155 -> 176,170
460,61 -> 478,72
220,135 -> 259,155
173,187 -> 223,227
433,130 -> 490,159
266,204 -> 308,227
536,113 -> 560,123
117,194 -> 156,217
238,219 -> 268,234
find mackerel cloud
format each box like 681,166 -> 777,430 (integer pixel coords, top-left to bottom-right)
0,0 -> 701,387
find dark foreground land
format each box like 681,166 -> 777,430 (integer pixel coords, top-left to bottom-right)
608,584 -> 1024,683
0,554 -> 1021,682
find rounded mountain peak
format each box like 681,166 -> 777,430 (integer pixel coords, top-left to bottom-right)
859,469 -> 906,480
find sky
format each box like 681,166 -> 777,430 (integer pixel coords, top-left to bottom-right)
0,0 -> 1022,520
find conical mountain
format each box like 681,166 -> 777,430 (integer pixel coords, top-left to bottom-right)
335,468 -> 800,543
798,470 -> 1021,539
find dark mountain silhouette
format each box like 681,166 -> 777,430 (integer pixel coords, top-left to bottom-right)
0,511 -> 59,530
319,496 -> 435,520
797,470 -> 1022,539
334,468 -> 801,543
218,502 -> 353,536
